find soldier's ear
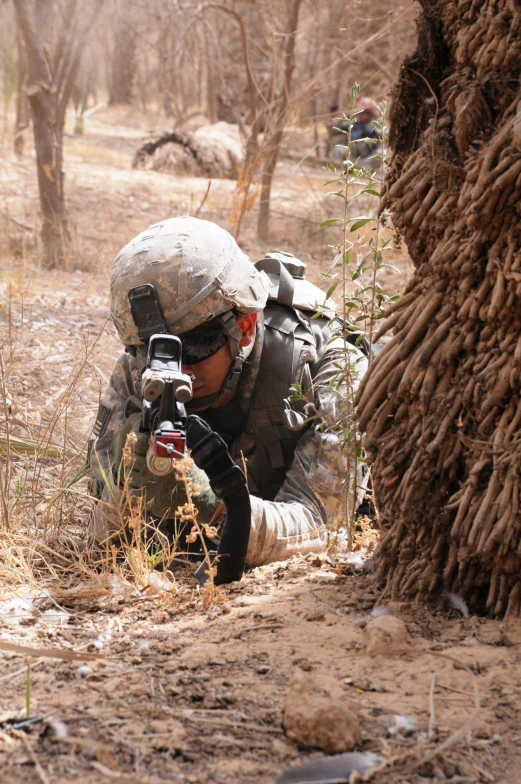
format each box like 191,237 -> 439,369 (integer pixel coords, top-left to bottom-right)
238,313 -> 258,346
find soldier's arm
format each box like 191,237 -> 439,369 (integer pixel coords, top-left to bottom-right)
88,351 -> 140,544
89,351 -> 140,485
246,337 -> 368,567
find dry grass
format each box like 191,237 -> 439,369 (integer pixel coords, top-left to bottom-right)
0,282 -> 219,622
65,138 -> 130,168
0,278 -> 177,614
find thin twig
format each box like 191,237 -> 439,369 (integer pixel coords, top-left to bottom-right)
194,179 -> 212,217
182,714 -> 282,734
7,216 -> 35,232
437,682 -> 476,699
0,640 -> 103,660
19,734 -> 51,784
418,719 -> 475,768
90,760 -> 122,779
0,664 -> 28,683
233,622 -> 284,637
428,671 -> 436,740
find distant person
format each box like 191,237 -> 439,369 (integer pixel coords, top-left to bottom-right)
329,97 -> 381,167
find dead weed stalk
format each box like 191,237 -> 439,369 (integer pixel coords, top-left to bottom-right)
0,274 -> 213,614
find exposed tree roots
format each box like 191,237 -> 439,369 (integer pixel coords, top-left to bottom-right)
358,0 -> 521,616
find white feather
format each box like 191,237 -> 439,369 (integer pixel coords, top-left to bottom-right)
447,592 -> 470,618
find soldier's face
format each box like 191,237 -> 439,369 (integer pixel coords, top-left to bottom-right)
181,314 -> 257,405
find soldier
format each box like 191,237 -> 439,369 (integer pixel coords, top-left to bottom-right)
89,216 -> 367,572
330,97 -> 381,167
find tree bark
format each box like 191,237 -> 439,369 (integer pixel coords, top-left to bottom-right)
13,0 -> 102,267
13,0 -> 68,265
14,30 -> 29,157
357,0 -> 521,617
108,18 -> 137,106
257,0 -> 302,243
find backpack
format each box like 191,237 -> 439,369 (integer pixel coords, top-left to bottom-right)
254,251 -> 369,356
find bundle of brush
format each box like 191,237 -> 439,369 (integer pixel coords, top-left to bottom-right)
357,0 -> 521,616
132,123 -> 243,180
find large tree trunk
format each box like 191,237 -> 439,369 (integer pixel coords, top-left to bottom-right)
14,31 -> 30,157
108,18 -> 137,106
13,0 -> 102,267
357,0 -> 521,616
14,0 -> 69,266
257,0 -> 302,243
29,85 -> 69,265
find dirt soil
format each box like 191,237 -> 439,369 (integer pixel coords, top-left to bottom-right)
2,110 -> 520,784
1,561 -> 521,783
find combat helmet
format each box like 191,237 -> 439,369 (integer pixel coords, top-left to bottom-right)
110,216 -> 270,407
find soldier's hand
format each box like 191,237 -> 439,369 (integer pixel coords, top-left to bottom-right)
111,412 -> 151,490
111,412 -> 220,522
111,412 -> 180,515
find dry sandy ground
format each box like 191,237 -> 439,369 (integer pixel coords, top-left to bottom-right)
0,558 -> 521,784
2,112 -> 520,784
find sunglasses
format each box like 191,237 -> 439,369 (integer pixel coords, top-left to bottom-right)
180,330 -> 228,366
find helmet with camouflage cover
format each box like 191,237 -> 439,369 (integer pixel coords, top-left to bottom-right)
110,216 -> 270,347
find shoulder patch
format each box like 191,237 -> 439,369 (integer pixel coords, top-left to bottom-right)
92,401 -> 113,439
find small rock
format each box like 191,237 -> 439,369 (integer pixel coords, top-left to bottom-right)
48,719 -> 68,739
389,714 -> 417,737
299,658 -> 313,672
95,746 -> 119,770
363,615 -> 409,656
75,665 -> 93,678
307,611 -> 325,622
362,681 -> 387,693
474,725 -> 493,740
272,738 -> 299,758
151,610 -> 169,624
283,672 -> 360,753
453,659 -> 468,671
369,606 -> 391,619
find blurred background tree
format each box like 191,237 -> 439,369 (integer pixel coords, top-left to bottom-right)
11,0 -> 103,266
0,0 -> 415,264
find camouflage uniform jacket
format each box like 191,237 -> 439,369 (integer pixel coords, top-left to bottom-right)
90,303 -> 367,566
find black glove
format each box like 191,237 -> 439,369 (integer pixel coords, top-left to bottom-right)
187,415 -> 251,585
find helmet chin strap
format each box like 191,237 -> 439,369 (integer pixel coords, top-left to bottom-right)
185,312 -> 254,412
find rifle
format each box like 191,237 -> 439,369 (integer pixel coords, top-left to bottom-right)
133,327 -> 251,586
140,333 -> 192,475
